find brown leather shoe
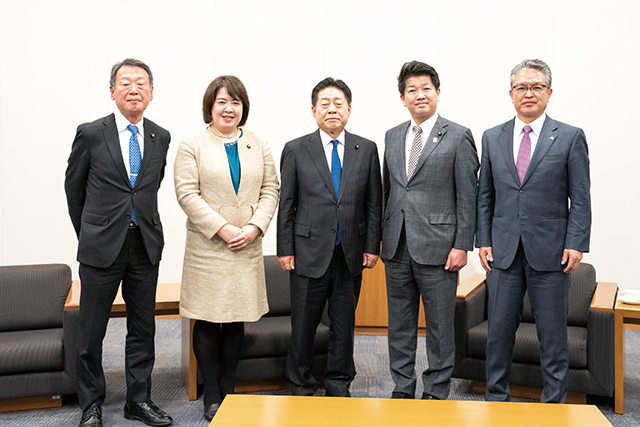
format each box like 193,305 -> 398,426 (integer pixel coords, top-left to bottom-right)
79,403 -> 102,427
124,400 -> 173,426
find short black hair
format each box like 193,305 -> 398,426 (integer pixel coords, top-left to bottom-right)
202,75 -> 250,127
110,58 -> 153,87
311,77 -> 352,106
397,61 -> 440,94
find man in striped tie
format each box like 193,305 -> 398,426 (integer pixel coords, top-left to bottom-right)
381,61 -> 479,401
65,59 -> 172,427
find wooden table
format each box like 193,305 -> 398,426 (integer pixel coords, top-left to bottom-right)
209,395 -> 612,427
614,297 -> 640,414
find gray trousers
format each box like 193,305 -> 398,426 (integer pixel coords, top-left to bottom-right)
385,231 -> 457,399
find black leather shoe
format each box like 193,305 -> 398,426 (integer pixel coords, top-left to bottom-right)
79,403 -> 102,427
204,402 -> 220,421
391,391 -> 413,399
421,392 -> 441,400
124,401 -> 173,426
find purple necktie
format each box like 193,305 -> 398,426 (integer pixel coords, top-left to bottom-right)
516,125 -> 532,183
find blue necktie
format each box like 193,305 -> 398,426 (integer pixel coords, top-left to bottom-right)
331,139 -> 341,244
128,124 -> 141,225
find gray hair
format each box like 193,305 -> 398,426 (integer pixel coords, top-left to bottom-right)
510,59 -> 552,89
109,58 -> 154,87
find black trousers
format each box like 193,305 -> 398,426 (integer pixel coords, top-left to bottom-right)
287,244 -> 362,397
77,227 -> 159,410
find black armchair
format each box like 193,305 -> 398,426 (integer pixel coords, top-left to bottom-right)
0,264 -> 78,411
453,263 -> 617,400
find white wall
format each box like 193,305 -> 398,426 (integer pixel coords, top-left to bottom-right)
1,0 -> 638,289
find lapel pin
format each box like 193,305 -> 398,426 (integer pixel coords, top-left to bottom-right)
355,145 -> 359,150
150,133 -> 155,138
433,137 -> 438,143
438,131 -> 442,136
550,136 -> 554,140
247,144 -> 251,149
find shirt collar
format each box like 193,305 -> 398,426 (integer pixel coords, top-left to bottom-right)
515,113 -> 546,137
411,113 -> 439,137
319,129 -> 345,147
114,108 -> 145,136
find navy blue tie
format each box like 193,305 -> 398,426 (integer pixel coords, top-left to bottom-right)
331,139 -> 341,244
128,124 -> 141,225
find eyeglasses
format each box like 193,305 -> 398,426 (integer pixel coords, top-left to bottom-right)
512,85 -> 548,95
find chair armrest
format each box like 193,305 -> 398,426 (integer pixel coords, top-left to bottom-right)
590,282 -> 617,312
457,273 -> 486,301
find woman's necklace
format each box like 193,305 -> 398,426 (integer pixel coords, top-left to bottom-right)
209,126 -> 240,139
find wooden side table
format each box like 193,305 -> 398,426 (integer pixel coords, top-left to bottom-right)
615,297 -> 640,414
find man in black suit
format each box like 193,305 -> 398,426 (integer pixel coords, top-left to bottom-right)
65,58 -> 172,427
277,78 -> 382,397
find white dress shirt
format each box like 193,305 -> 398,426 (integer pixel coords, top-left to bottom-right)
319,129 -> 345,172
114,109 -> 145,176
405,114 -> 438,175
512,114 -> 546,164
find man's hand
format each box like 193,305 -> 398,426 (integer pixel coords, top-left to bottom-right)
227,225 -> 259,250
562,249 -> 583,274
279,255 -> 295,271
478,247 -> 493,272
363,253 -> 379,269
445,248 -> 467,272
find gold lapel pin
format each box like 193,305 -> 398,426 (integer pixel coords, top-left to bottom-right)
355,145 -> 359,150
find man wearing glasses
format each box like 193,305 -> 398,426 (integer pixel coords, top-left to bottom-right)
476,59 -> 591,403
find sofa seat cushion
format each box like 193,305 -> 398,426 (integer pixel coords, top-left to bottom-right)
466,321 -> 587,369
0,329 -> 64,375
240,316 -> 329,359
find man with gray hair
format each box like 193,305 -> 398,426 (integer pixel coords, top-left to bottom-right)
476,59 -> 591,403
65,58 -> 172,426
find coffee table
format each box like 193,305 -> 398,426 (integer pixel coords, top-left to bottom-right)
209,394 -> 612,427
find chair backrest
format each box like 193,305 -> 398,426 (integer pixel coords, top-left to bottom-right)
0,264 -> 72,332
521,262 -> 596,327
263,255 -> 291,317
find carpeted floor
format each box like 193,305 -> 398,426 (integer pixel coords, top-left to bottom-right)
1,318 -> 639,426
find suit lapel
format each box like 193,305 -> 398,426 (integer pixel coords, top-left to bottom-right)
498,119 -> 520,186
305,131 -> 337,200
522,116 -> 558,185
409,116 -> 447,181
339,131 -> 358,200
102,114 -> 130,185
135,118 -> 158,187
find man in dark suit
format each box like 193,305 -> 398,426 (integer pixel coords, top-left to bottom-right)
277,77 -> 382,397
382,61 -> 479,400
477,59 -> 591,403
65,58 -> 173,427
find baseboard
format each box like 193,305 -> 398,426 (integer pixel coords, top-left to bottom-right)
470,381 -> 586,404
0,395 -> 62,413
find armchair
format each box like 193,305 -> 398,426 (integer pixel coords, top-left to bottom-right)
0,264 -> 78,411
453,263 -> 617,400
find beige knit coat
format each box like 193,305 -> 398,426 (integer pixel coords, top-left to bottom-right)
174,127 -> 279,323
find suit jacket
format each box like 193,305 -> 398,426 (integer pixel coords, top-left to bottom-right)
381,116 -> 479,265
277,130 -> 382,278
476,116 -> 591,271
65,113 -> 171,268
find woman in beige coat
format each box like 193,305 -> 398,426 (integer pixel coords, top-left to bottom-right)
174,75 -> 279,421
